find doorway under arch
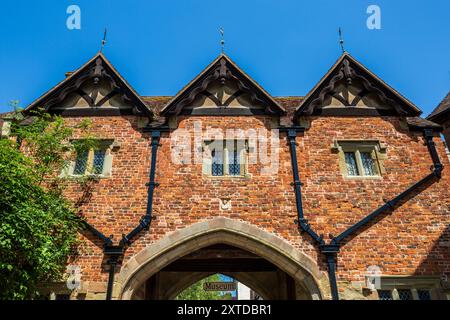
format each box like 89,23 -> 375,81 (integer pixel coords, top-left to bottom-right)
115,217 -> 328,300
174,273 -> 264,300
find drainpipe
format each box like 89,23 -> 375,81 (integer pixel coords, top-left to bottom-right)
82,220 -> 113,247
331,128 -> 443,246
283,126 -> 443,300
104,245 -> 124,300
106,259 -> 117,300
82,126 -> 168,300
102,127 -> 167,300
120,128 -> 169,246
82,221 -> 122,300
281,127 -> 325,245
331,172 -> 437,245
320,245 -> 340,301
423,128 -> 444,177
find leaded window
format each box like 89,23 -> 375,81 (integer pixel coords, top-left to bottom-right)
361,152 -> 377,175
335,141 -> 383,178
397,289 -> 413,300
417,290 -> 431,300
377,290 -> 393,300
69,140 -> 113,177
344,152 -> 359,176
376,277 -> 438,300
204,140 -> 246,177
212,149 -> 224,176
93,149 -> 106,174
228,147 -> 240,176
73,151 -> 89,175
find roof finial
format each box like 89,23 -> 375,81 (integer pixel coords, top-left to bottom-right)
100,28 -> 107,53
219,27 -> 225,54
338,27 -> 346,53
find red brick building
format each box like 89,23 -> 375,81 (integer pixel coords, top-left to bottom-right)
18,52 -> 450,300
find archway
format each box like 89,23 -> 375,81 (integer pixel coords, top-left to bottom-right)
115,217 -> 328,300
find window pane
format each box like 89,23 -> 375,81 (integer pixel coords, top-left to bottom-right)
92,149 -> 106,174
344,152 -> 359,176
417,290 -> 431,300
212,149 -> 223,176
377,290 -> 393,300
397,289 -> 412,300
73,151 -> 88,175
361,152 -> 377,176
228,142 -> 240,176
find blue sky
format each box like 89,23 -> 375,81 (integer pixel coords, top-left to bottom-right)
0,0 -> 449,115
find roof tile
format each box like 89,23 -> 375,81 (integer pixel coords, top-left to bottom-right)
427,91 -> 450,122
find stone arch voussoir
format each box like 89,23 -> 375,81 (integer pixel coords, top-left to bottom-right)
115,217 -> 329,300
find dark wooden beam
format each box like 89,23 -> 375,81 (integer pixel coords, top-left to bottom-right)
162,258 -> 278,272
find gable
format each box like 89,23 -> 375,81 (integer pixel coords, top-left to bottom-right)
296,53 -> 421,117
24,53 -> 153,118
160,54 -> 286,116
427,91 -> 450,123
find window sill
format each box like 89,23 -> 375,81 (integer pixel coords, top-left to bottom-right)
64,174 -> 110,179
342,175 -> 383,180
203,174 -> 252,180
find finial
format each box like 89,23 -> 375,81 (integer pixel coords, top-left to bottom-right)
100,28 -> 107,53
338,27 -> 346,53
219,27 -> 225,54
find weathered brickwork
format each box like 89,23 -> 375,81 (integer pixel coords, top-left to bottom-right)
61,114 -> 450,299
18,52 -> 449,299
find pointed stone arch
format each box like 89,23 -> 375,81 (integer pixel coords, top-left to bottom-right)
115,217 -> 329,300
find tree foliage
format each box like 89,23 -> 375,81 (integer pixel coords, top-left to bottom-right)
0,105 -> 94,299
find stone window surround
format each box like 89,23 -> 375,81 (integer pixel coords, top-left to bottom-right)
202,139 -> 250,178
331,139 -> 387,179
61,139 -> 119,178
0,120 -> 11,138
375,276 -> 447,300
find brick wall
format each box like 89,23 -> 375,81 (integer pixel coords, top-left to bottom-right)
62,114 -> 450,298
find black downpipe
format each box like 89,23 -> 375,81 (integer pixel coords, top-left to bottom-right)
82,220 -> 121,300
120,130 -> 164,246
105,257 -> 118,300
332,129 -> 443,245
82,127 -> 167,300
332,173 -> 436,244
103,245 -> 124,300
82,220 -> 113,246
325,253 -> 339,300
424,129 -> 444,176
101,129 -> 165,300
283,126 -> 443,300
283,128 -> 325,245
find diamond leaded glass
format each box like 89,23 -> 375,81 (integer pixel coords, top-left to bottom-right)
417,290 -> 431,300
377,290 -> 393,300
73,151 -> 88,175
361,152 -> 377,176
228,148 -> 240,176
344,152 -> 359,176
397,289 -> 413,300
212,149 -> 223,176
92,149 -> 106,174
